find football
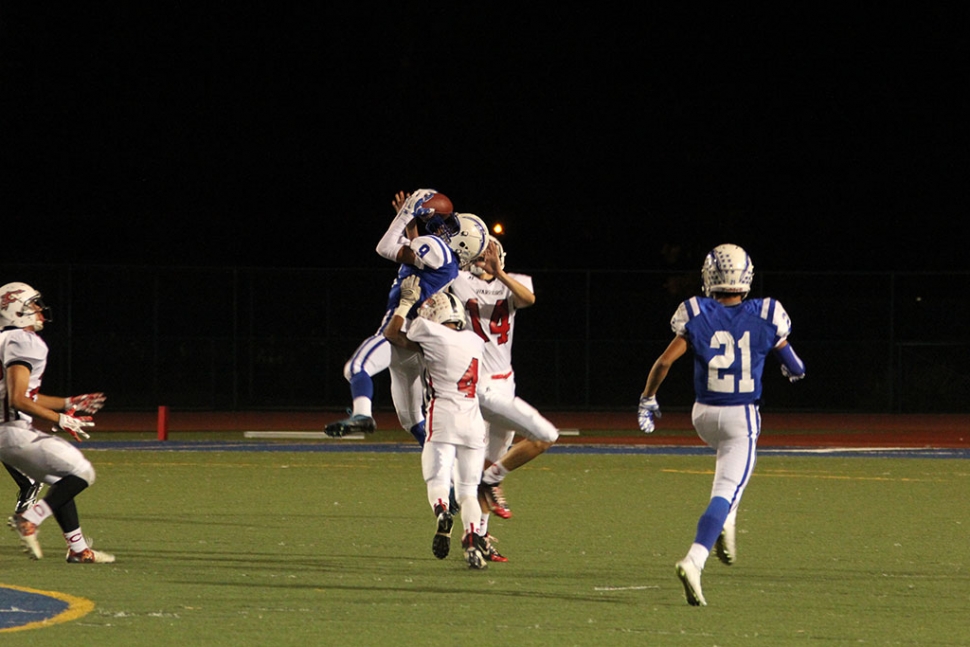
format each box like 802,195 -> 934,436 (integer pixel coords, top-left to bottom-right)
422,192 -> 453,216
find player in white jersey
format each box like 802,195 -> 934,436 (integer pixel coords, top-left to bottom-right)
638,245 -> 805,606
326,190 -> 484,443
383,276 -> 490,569
449,235 -> 559,560
0,282 -> 115,563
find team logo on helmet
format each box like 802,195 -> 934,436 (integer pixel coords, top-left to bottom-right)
1,289 -> 25,311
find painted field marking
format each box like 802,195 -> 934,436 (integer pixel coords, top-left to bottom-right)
0,583 -> 94,633
242,431 -> 365,440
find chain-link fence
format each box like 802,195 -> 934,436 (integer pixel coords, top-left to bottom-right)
6,264 -> 967,413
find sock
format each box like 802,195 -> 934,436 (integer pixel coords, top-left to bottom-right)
482,462 -> 509,485
348,372 -> 374,402
64,527 -> 89,553
686,543 -> 711,569
410,421 -> 426,447
21,500 -> 53,526
351,396 -> 373,418
479,513 -> 490,536
695,497 -> 732,549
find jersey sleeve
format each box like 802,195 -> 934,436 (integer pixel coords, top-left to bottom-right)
405,317 -> 433,344
408,235 -> 452,270
767,298 -> 793,345
3,330 -> 47,369
669,299 -> 694,337
506,272 -> 534,312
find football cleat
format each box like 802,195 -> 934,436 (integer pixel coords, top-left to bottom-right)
481,533 -> 508,562
324,414 -> 376,437
15,481 -> 43,515
478,482 -> 512,519
461,533 -> 487,570
714,521 -> 736,566
66,548 -> 116,564
8,513 -> 43,560
675,558 -> 707,607
432,505 -> 453,560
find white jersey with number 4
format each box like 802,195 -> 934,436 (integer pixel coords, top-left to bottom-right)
406,317 -> 486,448
449,271 -> 533,376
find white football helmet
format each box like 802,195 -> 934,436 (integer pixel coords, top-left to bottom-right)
445,213 -> 488,268
701,244 -> 754,296
0,282 -> 50,330
417,291 -> 467,330
470,235 -> 506,277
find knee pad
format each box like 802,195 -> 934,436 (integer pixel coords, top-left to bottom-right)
74,459 -> 96,486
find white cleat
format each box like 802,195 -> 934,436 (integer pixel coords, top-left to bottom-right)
675,558 -> 707,606
66,547 -> 116,563
8,514 -> 43,560
715,521 -> 736,566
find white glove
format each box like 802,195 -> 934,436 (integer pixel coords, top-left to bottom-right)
66,392 -> 106,414
399,189 -> 438,222
56,412 -> 94,442
399,275 -> 421,308
780,365 -> 805,382
638,395 -> 661,433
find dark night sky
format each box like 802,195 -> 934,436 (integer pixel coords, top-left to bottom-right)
2,6 -> 964,272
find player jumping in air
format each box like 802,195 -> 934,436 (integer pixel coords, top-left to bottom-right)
325,190 -> 486,444
450,234 -> 559,561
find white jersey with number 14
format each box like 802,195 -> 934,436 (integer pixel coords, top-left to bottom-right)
449,271 -> 533,376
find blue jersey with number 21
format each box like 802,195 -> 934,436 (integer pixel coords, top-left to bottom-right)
672,296 -> 793,406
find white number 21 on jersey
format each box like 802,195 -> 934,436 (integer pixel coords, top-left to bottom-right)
707,331 -> 755,393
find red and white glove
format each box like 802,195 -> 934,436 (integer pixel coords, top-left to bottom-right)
65,392 -> 106,414
56,412 -> 94,442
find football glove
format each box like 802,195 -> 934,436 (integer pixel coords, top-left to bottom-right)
56,411 -> 94,442
780,364 -> 805,382
399,275 -> 422,309
638,395 -> 661,433
400,189 -> 438,222
66,392 -> 106,414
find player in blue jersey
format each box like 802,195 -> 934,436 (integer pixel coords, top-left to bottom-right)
325,190 -> 486,443
638,244 -> 805,606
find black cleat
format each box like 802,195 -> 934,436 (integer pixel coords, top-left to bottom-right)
15,481 -> 43,515
432,505 -> 453,559
481,533 -> 508,562
324,414 -> 376,437
462,533 -> 488,570
478,481 -> 512,519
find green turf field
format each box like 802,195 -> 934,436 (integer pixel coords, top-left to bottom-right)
2,448 -> 968,645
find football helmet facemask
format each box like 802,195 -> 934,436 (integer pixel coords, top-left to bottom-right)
444,213 -> 488,268
701,244 -> 754,296
0,282 -> 50,330
417,292 -> 467,331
